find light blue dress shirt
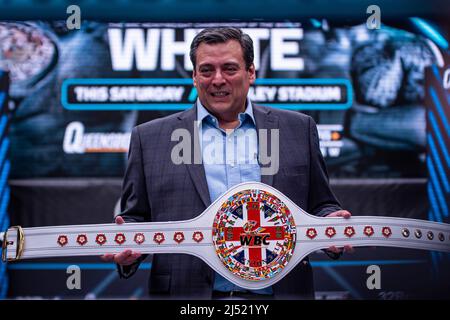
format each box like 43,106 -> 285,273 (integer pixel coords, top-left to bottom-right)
197,99 -> 273,295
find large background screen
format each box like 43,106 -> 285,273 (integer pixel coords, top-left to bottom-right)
2,19 -> 445,178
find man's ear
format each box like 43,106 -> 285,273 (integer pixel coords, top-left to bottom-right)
192,70 -> 197,87
248,64 -> 256,84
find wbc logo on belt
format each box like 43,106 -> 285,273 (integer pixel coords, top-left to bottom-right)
239,219 -> 276,246
212,189 -> 296,281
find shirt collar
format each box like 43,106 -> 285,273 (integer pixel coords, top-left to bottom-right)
196,98 -> 256,128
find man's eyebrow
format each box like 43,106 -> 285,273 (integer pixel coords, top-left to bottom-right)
223,62 -> 240,67
197,62 -> 240,70
198,63 -> 214,69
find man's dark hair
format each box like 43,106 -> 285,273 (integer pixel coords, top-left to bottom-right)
190,27 -> 254,70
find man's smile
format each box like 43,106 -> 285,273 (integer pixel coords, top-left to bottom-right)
210,91 -> 230,97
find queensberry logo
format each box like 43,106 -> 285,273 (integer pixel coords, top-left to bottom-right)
63,121 -> 130,154
61,78 -> 353,111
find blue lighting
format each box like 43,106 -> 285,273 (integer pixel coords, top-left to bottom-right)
411,17 -> 448,50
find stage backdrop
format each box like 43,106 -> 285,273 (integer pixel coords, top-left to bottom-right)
2,18 -> 450,299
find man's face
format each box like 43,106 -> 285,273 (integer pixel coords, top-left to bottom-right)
193,40 -> 256,119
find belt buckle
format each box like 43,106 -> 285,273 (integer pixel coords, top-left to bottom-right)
1,226 -> 25,262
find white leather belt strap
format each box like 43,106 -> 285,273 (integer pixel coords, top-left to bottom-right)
2,220 -> 216,260
2,216 -> 448,260
2,182 -> 449,290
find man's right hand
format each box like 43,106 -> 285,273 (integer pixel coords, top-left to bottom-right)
101,216 -> 142,266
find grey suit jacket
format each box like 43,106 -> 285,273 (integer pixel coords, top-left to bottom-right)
118,104 -> 342,299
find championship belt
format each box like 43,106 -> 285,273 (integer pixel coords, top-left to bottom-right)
1,182 -> 449,290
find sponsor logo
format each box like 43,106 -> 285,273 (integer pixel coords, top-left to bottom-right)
63,121 -> 130,154
318,124 -> 343,158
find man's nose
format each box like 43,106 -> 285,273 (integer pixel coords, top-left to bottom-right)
212,71 -> 226,86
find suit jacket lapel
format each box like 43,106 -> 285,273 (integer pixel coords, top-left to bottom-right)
177,105 -> 212,208
253,105 -> 279,187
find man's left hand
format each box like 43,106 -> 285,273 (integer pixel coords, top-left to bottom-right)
325,210 -> 354,254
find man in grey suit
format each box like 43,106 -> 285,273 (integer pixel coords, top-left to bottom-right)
102,27 -> 352,299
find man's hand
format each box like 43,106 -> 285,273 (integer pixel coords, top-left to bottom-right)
326,210 -> 355,254
101,216 -> 142,266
